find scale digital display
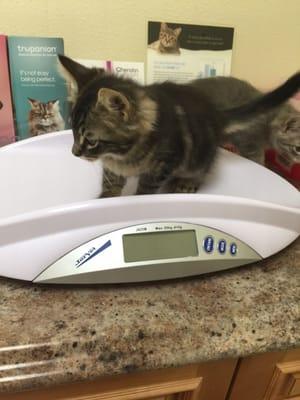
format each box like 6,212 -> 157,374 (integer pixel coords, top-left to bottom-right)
123,230 -> 198,262
33,220 -> 263,284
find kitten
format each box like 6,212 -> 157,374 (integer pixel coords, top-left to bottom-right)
28,98 -> 65,136
148,22 -> 182,54
270,104 -> 300,163
191,76 -> 300,164
58,55 -> 300,197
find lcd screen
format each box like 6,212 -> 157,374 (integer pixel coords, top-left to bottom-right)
123,230 -> 198,262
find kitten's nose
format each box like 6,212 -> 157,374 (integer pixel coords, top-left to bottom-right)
72,144 -> 82,157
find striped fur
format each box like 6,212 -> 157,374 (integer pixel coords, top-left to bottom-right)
58,55 -> 300,197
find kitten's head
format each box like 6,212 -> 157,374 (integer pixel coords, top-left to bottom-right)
58,55 -> 157,161
271,108 -> 300,160
28,98 -> 61,126
159,22 -> 182,49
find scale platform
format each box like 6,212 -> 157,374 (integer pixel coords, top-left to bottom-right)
0,130 -> 299,284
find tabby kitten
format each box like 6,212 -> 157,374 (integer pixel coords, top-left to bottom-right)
148,22 -> 182,54
191,76 -> 300,164
28,98 -> 65,136
270,103 -> 300,162
58,55 -> 300,198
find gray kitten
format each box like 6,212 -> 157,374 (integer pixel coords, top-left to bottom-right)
28,98 -> 65,136
191,76 -> 300,164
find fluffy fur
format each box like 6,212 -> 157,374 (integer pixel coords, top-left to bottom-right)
59,55 -> 300,197
192,76 -> 300,164
28,98 -> 65,136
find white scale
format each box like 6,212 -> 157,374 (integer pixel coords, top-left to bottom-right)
0,130 -> 299,284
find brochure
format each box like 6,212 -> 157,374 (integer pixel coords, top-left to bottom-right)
0,35 -> 15,146
8,36 -> 69,140
147,21 -> 234,84
77,59 -> 144,84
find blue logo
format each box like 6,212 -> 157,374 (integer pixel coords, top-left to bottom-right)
75,240 -> 112,268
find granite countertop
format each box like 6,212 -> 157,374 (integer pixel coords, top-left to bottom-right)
0,237 -> 299,393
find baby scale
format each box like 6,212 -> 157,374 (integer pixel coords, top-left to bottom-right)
0,130 -> 299,284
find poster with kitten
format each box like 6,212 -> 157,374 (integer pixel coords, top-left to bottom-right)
147,21 -> 234,84
8,36 -> 70,140
0,35 -> 15,146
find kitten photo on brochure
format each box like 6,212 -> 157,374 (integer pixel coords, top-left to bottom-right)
148,22 -> 182,55
59,55 -> 300,198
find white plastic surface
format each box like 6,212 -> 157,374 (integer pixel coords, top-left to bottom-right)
0,131 -> 101,219
0,130 -> 299,219
0,130 -> 299,282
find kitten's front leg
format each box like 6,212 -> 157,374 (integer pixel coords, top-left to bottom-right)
136,160 -> 178,195
136,172 -> 168,195
100,168 -> 126,198
164,177 -> 203,193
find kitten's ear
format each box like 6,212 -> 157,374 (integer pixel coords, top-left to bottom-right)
97,88 -> 131,121
160,22 -> 168,31
174,27 -> 182,37
58,55 -> 102,98
48,99 -> 59,109
28,98 -> 38,108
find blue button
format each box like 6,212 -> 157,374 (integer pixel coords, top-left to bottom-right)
218,240 -> 226,254
203,236 -> 214,253
230,243 -> 237,256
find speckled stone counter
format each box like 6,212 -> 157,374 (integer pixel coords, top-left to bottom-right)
0,238 -> 299,393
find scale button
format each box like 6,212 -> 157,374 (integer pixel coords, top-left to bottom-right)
203,236 -> 214,253
230,243 -> 238,256
218,240 -> 227,254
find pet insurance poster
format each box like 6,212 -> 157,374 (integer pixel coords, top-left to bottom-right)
147,21 -> 234,84
8,36 -> 69,140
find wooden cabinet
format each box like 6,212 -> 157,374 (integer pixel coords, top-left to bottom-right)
0,359 -> 237,400
265,359 -> 300,399
2,349 -> 300,400
228,348 -> 300,400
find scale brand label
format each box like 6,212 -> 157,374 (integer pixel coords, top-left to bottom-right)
75,240 -> 112,268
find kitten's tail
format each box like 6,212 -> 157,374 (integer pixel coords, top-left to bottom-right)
224,71 -> 300,123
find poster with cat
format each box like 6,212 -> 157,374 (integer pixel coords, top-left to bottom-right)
8,36 -> 70,140
0,35 -> 15,146
147,21 -> 234,84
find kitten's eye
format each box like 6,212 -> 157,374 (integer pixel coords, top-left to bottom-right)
293,146 -> 300,155
285,119 -> 297,131
79,126 -> 86,135
85,137 -> 98,147
99,139 -> 115,146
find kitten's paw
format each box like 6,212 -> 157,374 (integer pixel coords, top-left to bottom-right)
99,191 -> 121,198
165,178 -> 200,194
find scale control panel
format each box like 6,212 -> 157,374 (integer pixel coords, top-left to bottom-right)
34,222 -> 262,284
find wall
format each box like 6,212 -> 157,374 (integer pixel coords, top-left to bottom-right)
0,0 -> 299,88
